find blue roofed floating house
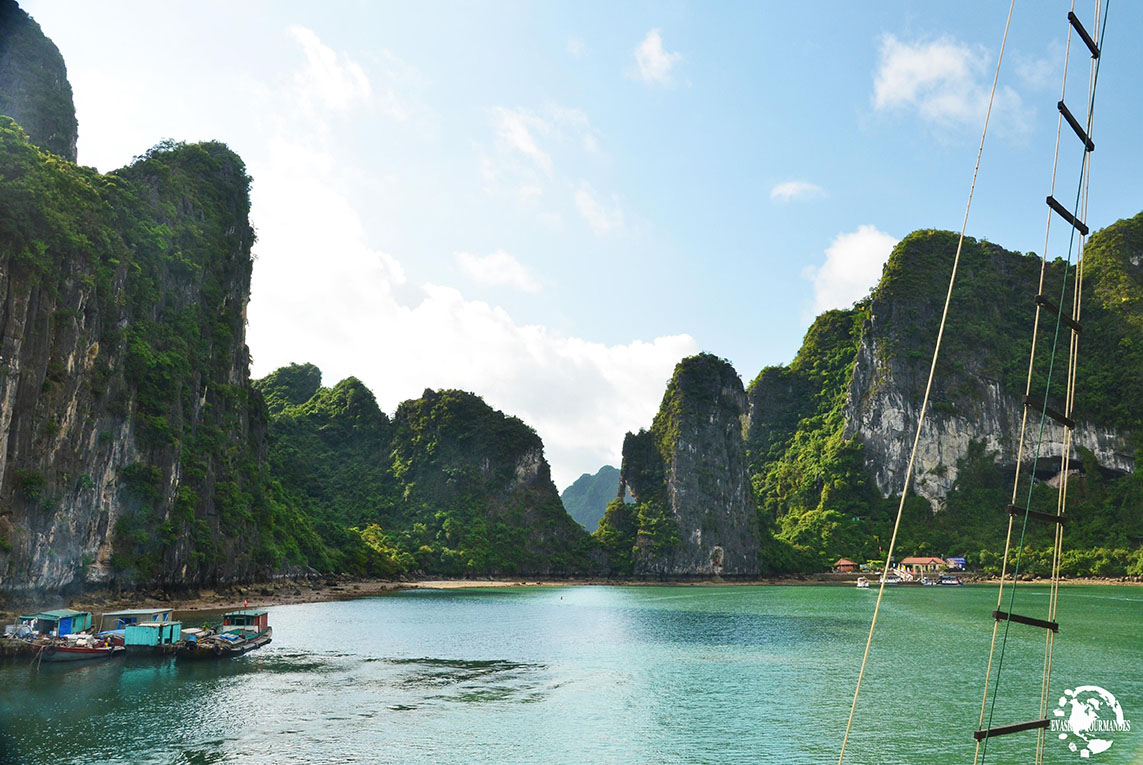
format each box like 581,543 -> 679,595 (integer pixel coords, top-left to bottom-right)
18,609 -> 92,636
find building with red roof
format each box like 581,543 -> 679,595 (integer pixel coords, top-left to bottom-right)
900,556 -> 946,575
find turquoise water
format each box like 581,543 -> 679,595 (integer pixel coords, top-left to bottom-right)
1,584 -> 1140,764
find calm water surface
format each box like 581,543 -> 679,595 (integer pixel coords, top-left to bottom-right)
1,584 -> 1140,764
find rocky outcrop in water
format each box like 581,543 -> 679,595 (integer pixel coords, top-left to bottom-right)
609,353 -> 760,576
0,4 -> 305,597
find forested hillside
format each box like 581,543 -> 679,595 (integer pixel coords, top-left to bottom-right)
256,365 -> 600,578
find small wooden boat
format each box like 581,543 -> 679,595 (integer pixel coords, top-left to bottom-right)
40,640 -> 124,662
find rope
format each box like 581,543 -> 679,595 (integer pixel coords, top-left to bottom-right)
836,3 -> 1017,761
974,4 -> 1078,750
978,4 -> 1108,763
1039,5 -> 1101,760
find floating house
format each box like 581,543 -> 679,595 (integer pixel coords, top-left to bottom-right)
223,609 -> 268,633
98,608 -> 175,632
124,621 -> 182,649
18,609 -> 93,636
900,556 -> 947,575
834,558 -> 860,573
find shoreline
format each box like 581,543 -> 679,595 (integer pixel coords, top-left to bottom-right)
3,573 -> 1139,624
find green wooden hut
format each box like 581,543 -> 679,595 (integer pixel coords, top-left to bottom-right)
124,621 -> 182,648
18,609 -> 92,636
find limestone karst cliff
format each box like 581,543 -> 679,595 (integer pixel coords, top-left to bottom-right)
0,0 -> 77,161
599,353 -> 760,576
840,229 -> 1135,506
745,224 -> 1142,569
0,3 -> 328,596
0,120 -> 313,595
255,365 -> 598,577
611,222 -> 1141,575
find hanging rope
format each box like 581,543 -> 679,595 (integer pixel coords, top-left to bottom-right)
836,3 -> 1017,762
977,3 -> 1108,763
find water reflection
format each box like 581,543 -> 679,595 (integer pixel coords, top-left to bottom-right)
0,585 -> 1139,764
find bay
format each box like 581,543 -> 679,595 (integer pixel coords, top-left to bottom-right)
1,584 -> 1140,764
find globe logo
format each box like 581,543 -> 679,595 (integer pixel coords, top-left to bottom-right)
1053,685 -> 1131,758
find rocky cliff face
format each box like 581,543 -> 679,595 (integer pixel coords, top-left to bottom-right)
0,0 -> 77,161
742,224 -> 1142,569
841,230 -> 1136,507
843,337 -> 1133,506
617,353 -> 760,576
0,118 -> 282,596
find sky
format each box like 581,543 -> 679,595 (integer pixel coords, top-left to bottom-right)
22,1 -> 1143,490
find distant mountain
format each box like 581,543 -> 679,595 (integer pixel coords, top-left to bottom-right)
560,466 -> 630,532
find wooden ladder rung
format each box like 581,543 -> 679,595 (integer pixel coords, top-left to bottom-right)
1024,395 -> 1075,430
1046,195 -> 1089,236
1007,504 -> 1068,525
973,718 -> 1050,741
1035,294 -> 1083,333
1068,11 -> 1100,59
994,610 -> 1059,633
1058,101 -> 1095,152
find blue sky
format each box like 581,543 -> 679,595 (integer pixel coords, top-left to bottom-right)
24,1 -> 1142,488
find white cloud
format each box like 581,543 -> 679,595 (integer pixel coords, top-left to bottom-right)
770,180 -> 826,202
288,25 -> 371,115
370,49 -> 433,124
803,225 -> 899,314
1014,49 -> 1057,92
489,106 -> 552,175
246,34 -> 695,490
575,181 -> 624,235
456,250 -> 542,294
566,36 -> 585,58
630,29 -> 682,86
872,34 -> 1028,137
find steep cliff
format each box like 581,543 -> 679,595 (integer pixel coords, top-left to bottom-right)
256,365 -> 599,576
842,230 -> 1134,505
600,354 -> 760,576
0,121 -> 322,596
0,0 -> 77,161
746,223 -> 1143,570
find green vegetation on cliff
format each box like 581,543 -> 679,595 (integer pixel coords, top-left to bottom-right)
598,352 -> 761,576
747,308 -> 877,570
0,120 -> 324,587
746,223 -> 1143,574
256,366 -> 598,578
